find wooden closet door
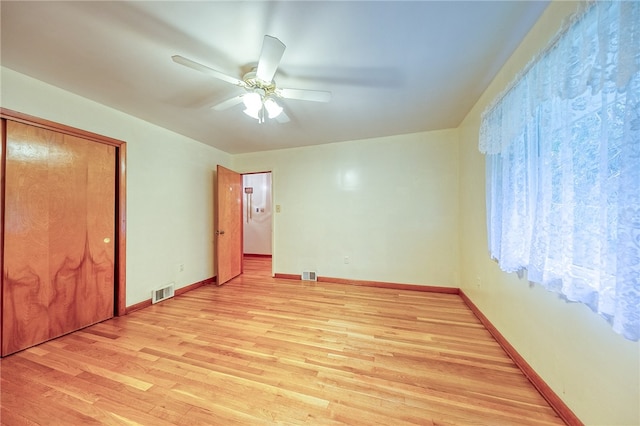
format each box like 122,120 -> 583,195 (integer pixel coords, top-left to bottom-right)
2,121 -> 115,355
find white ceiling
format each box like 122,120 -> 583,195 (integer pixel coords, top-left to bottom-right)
1,1 -> 548,154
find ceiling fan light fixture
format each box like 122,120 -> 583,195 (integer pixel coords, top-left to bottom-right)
264,98 -> 283,119
243,107 -> 261,121
242,92 -> 262,111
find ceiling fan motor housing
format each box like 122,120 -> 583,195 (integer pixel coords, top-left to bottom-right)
243,71 -> 277,97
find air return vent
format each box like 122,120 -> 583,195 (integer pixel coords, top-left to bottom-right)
302,271 -> 317,281
152,283 -> 175,304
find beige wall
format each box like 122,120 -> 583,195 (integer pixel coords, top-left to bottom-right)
458,2 -> 640,424
233,129 -> 460,287
1,67 -> 232,305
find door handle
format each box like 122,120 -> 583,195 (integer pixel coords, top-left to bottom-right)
216,230 -> 225,236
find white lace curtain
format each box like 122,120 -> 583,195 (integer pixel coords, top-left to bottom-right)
479,1 -> 639,341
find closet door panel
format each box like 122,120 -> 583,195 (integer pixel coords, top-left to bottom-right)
76,134 -> 115,327
2,122 -> 54,354
2,121 -> 115,355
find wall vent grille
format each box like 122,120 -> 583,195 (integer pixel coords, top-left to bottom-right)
302,271 -> 317,281
152,283 -> 175,304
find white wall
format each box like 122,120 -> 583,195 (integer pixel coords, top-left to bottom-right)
1,67 -> 232,306
458,2 -> 640,425
243,173 -> 272,255
233,130 -> 460,287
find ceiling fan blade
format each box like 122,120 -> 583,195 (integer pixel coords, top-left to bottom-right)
172,55 -> 244,86
256,35 -> 286,83
212,95 -> 244,111
278,88 -> 332,103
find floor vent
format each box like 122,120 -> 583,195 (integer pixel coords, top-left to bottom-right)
152,283 -> 175,304
302,271 -> 317,281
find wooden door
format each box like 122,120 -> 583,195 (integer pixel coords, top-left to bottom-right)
2,120 -> 116,355
215,165 -> 243,285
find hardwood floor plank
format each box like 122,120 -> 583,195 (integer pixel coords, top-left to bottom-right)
0,407 -> 39,426
1,257 -> 565,425
1,376 -> 101,425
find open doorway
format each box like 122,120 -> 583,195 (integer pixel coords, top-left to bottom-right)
242,172 -> 273,271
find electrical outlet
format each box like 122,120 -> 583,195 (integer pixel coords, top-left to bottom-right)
476,276 -> 482,288
178,263 -> 185,273
344,256 -> 350,264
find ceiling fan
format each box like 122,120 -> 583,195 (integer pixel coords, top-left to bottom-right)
172,35 -> 332,124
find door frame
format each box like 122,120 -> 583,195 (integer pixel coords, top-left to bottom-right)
0,108 -> 127,317
214,167 -> 275,284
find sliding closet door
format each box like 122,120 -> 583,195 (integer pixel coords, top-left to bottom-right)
2,120 -> 115,356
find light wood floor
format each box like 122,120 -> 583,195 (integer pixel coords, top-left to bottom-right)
1,257 -> 564,425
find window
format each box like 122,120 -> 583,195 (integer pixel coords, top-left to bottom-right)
479,1 -> 639,341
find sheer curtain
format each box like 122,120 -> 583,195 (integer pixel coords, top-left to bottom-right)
479,1 -> 639,341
